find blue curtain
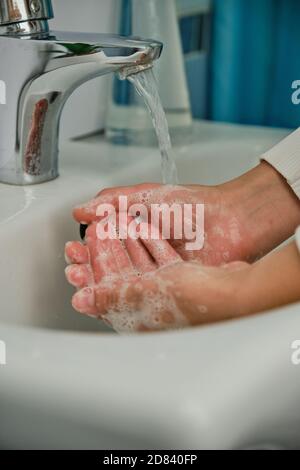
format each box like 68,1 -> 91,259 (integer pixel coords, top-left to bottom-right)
210,0 -> 300,128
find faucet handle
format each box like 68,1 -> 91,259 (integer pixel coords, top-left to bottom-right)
0,0 -> 53,26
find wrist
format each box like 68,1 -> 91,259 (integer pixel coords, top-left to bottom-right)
234,262 -> 260,317
236,241 -> 300,316
223,263 -> 254,318
220,161 -> 300,261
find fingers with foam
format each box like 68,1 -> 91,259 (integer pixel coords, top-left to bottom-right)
65,264 -> 92,289
65,241 -> 89,264
72,183 -> 161,224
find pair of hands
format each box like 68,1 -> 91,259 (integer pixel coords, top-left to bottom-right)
65,182 -> 250,333
65,163 -> 300,332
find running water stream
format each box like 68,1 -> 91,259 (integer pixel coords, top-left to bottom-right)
127,68 -> 179,185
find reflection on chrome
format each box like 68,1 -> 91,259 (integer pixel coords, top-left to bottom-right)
0,0 -> 162,185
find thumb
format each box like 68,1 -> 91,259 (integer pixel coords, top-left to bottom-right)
72,183 -> 160,224
72,278 -> 146,317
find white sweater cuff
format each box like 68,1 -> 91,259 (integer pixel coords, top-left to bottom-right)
295,227 -> 300,254
261,128 -> 300,199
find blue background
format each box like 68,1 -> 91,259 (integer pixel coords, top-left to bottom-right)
116,0 -> 300,129
210,0 -> 300,128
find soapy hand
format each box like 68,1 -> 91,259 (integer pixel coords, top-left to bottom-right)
73,162 -> 300,266
65,161 -> 300,332
65,222 -> 249,333
73,183 -> 251,266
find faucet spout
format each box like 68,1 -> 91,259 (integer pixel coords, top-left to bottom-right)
0,30 -> 162,185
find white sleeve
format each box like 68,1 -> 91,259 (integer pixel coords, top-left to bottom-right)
295,227 -> 300,253
261,127 -> 300,199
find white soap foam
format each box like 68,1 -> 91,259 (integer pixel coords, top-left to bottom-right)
103,276 -> 189,334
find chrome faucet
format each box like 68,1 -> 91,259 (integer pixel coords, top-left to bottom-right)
0,0 -> 162,185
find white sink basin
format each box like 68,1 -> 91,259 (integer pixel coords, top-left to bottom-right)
1,121 -> 300,449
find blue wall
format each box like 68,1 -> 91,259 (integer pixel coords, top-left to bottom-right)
210,0 -> 300,129
113,0 -> 300,129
